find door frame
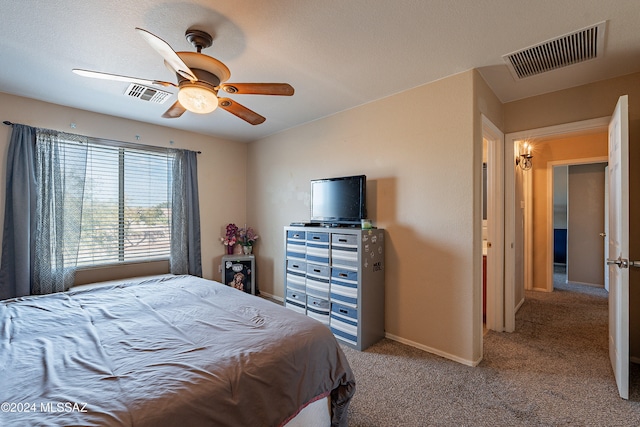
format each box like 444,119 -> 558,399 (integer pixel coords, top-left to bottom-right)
505,117 -> 609,330
482,115 -> 504,332
547,157 -> 607,292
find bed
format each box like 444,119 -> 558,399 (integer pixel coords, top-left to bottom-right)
0,275 -> 355,426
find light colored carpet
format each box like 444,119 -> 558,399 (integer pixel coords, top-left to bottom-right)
341,277 -> 640,426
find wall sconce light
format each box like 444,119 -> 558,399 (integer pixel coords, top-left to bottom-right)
516,141 -> 533,171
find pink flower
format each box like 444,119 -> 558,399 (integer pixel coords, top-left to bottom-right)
221,223 -> 239,246
238,226 -> 259,246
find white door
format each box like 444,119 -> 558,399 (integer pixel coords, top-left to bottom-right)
607,95 -> 629,399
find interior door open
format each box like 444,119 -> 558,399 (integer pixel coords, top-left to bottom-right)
607,94 -> 629,400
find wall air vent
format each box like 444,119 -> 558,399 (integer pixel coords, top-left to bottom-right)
125,83 -> 171,104
503,21 -> 607,80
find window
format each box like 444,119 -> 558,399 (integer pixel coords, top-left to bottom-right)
1,123 -> 200,297
74,142 -> 173,267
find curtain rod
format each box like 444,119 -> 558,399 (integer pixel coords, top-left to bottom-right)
3,120 -> 201,154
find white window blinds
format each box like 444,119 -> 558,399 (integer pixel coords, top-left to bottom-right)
74,141 -> 173,267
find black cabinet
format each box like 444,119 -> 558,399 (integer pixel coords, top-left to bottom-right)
222,255 -> 256,295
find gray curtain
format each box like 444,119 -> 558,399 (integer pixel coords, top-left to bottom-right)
32,130 -> 88,294
170,149 -> 202,277
0,124 -> 37,300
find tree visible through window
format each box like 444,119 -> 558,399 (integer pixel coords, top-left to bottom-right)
76,143 -> 173,267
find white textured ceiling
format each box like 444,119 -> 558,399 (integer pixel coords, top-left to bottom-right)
1,0 -> 640,142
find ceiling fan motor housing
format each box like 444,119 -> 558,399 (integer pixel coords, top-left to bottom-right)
177,68 -> 221,90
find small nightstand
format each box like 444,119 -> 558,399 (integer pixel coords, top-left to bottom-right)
222,255 -> 256,295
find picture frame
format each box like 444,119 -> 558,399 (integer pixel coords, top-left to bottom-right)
221,255 -> 256,295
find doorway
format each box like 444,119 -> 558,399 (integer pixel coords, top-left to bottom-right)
504,117 -> 610,329
552,162 -> 608,290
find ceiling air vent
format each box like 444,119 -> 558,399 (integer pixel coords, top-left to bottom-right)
125,83 -> 171,104
503,21 -> 607,80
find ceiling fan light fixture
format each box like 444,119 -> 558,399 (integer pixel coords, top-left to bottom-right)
178,84 -> 218,114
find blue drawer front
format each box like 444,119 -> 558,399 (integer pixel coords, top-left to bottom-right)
331,302 -> 358,345
307,232 -> 329,243
286,260 -> 306,292
331,250 -> 358,268
306,295 -> 330,325
286,241 -> 306,259
287,260 -> 306,275
306,232 -> 329,264
330,269 -> 358,306
331,303 -> 358,322
331,234 -> 359,268
287,230 -> 306,240
306,264 -> 330,298
286,288 -> 306,314
331,233 -> 358,246
286,288 -> 306,304
287,289 -> 307,307
331,268 -> 358,283
286,231 -> 307,259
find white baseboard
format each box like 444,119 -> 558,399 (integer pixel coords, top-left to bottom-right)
259,291 -> 284,302
385,332 -> 481,367
532,286 -> 551,293
514,297 -> 525,313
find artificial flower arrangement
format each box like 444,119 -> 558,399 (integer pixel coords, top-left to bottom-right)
238,226 -> 259,247
220,223 -> 238,247
221,223 -> 259,254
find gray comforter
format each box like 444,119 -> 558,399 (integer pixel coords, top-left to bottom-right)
0,275 -> 355,426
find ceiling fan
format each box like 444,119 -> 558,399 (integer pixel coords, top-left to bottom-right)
72,28 -> 294,125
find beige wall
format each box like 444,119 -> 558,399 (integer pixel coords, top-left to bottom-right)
530,132 -> 608,291
504,73 -> 640,134
0,92 -> 246,283
247,70 -> 502,365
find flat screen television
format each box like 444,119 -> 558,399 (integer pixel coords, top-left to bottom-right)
310,175 -> 367,225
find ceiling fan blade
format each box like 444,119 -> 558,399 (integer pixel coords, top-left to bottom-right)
219,83 -> 294,96
72,69 -> 176,87
218,98 -> 266,125
162,100 -> 187,118
135,27 -> 197,82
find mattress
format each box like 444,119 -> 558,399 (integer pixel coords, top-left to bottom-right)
0,275 -> 355,426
